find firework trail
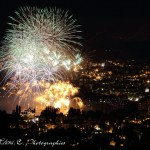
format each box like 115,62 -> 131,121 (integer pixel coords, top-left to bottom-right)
0,7 -> 82,85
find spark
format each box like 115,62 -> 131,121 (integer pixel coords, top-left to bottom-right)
0,6 -> 82,88
3,80 -> 84,115
35,81 -> 81,115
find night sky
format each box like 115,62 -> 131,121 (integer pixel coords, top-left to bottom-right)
0,0 -> 150,61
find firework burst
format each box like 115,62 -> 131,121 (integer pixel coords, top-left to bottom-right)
0,7 -> 84,113
3,80 -> 83,115
34,81 -> 81,114
0,7 -> 82,86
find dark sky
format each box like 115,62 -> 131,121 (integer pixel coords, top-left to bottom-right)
0,0 -> 150,61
